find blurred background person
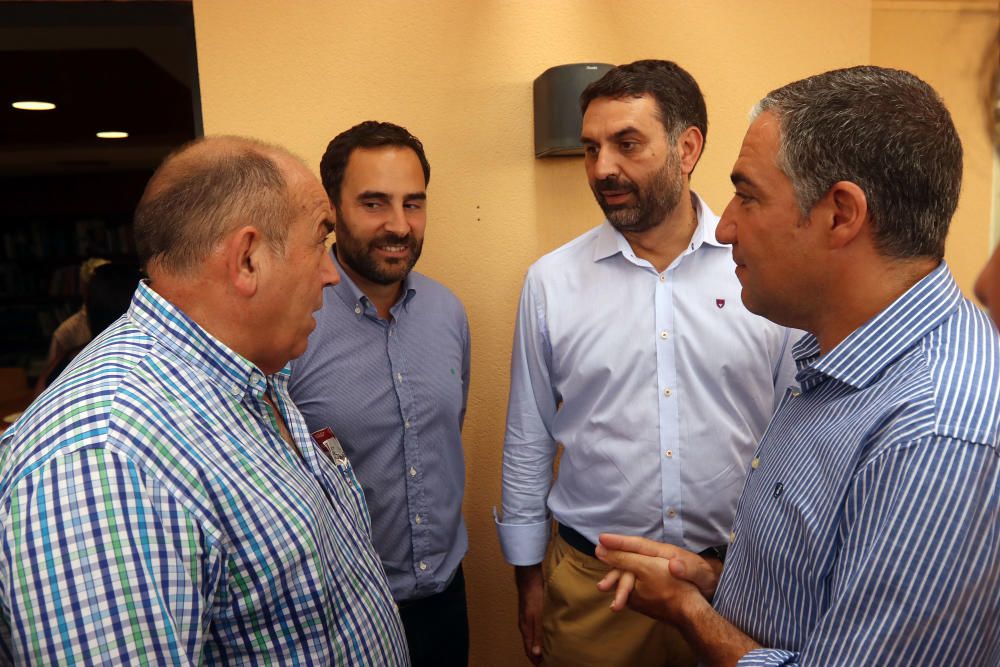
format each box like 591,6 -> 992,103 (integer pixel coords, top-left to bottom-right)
34,256 -> 108,394
85,262 -> 141,338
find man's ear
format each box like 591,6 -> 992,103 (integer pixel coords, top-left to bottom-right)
225,225 -> 263,297
675,126 -> 705,177
818,181 -> 868,250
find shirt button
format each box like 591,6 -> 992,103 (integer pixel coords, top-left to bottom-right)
658,274 -> 666,283
396,372 -> 403,383
751,457 -> 760,469
419,561 -> 428,571
354,304 -> 362,315
666,508 -> 676,518
659,330 -> 669,340
663,388 -> 672,397
665,450 -> 673,458
415,514 -> 422,524
409,467 -> 417,477
404,420 -> 411,429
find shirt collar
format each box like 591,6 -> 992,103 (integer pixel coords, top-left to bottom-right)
128,281 -> 270,402
793,261 -> 962,391
329,247 -> 416,319
592,191 -> 725,263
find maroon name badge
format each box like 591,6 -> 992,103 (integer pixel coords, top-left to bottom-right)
311,427 -> 348,467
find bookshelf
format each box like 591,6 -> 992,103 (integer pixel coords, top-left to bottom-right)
0,170 -> 150,375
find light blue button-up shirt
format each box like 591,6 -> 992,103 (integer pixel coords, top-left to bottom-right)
497,195 -> 799,565
290,252 -> 470,602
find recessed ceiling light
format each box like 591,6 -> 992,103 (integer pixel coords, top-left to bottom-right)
96,131 -> 129,139
12,101 -> 56,111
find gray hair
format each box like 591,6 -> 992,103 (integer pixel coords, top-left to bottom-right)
134,136 -> 296,275
753,66 -> 962,260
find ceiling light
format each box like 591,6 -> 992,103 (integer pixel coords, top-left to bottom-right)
96,131 -> 128,139
12,101 -> 55,111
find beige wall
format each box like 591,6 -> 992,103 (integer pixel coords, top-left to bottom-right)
192,1 -> 991,664
871,0 -> 999,295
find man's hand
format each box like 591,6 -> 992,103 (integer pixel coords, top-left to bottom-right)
596,534 -> 761,664
594,534 -> 718,625
514,564 -> 544,665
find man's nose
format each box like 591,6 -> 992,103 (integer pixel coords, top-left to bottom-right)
384,204 -> 410,235
591,148 -> 620,181
320,249 -> 340,286
717,200 -> 738,245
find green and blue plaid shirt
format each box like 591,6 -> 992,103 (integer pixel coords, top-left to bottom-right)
0,282 -> 408,665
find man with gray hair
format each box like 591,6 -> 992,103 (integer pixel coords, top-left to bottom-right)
0,136 -> 409,665
595,66 -> 1000,666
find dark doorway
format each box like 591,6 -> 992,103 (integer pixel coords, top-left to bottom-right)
0,1 -> 201,418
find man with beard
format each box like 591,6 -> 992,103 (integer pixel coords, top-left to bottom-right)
496,60 -> 798,666
594,65 -> 1000,667
290,121 -> 471,667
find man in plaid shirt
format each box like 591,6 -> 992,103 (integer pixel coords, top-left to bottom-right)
0,136 -> 409,665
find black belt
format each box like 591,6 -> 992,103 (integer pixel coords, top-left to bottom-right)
557,523 -> 597,558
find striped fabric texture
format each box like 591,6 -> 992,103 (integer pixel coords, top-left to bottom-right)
0,282 -> 409,666
290,255 -> 471,603
714,263 -> 1000,666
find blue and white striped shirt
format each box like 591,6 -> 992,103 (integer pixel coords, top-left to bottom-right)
714,262 -> 1000,666
0,282 -> 409,665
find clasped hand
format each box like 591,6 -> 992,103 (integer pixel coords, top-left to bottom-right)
594,534 -> 721,625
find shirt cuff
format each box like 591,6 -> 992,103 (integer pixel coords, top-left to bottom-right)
737,648 -> 798,666
493,507 -> 549,565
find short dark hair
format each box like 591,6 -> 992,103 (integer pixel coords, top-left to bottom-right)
580,59 -> 708,156
320,121 -> 431,205
134,136 -> 295,274
757,66 -> 963,260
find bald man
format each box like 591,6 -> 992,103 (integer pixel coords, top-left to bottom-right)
0,137 -> 409,665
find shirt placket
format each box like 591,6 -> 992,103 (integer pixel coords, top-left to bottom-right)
386,314 -> 433,592
655,269 -> 683,543
246,372 -> 302,469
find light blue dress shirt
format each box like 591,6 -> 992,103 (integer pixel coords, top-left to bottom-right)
497,195 -> 799,565
715,262 -> 1000,666
290,252 -> 470,602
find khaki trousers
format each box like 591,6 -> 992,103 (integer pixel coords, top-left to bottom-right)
541,533 -> 697,667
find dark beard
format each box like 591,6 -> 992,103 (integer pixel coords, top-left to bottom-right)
335,223 -> 423,286
594,152 -> 683,233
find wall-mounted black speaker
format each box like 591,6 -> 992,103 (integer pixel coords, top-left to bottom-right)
533,62 -> 613,158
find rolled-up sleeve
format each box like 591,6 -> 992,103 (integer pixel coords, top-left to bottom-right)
496,270 -> 560,566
